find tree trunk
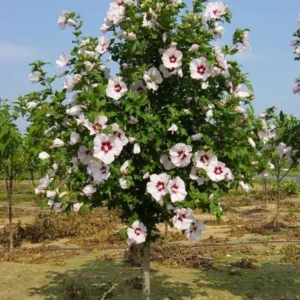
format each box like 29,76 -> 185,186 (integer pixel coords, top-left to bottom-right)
142,242 -> 151,300
263,178 -> 268,204
275,179 -> 280,227
164,222 -> 168,238
8,179 -> 13,252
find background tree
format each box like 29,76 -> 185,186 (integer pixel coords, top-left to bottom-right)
0,99 -> 27,252
291,15 -> 300,94
20,1 -> 261,298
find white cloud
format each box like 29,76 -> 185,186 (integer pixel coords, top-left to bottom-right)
232,51 -> 263,61
0,42 -> 38,61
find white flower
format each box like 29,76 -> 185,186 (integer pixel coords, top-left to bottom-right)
207,160 -> 229,182
191,133 -> 203,141
146,173 -> 169,202
168,123 -> 178,134
130,116 -> 139,124
58,11 -> 75,29
235,106 -> 245,114
56,53 -> 70,68
133,143 -> 141,154
190,57 -> 211,80
293,79 -> 300,95
242,31 -> 251,50
78,146 -> 93,165
84,61 -> 95,71
276,143 -> 292,158
106,76 -> 128,101
185,220 -> 206,242
239,181 -> 250,192
63,76 -> 75,92
169,143 -> 192,168
206,109 -> 214,120
116,30 -> 127,39
162,33 -> 167,42
248,137 -> 256,148
214,23 -> 225,39
83,184 -> 96,197
167,176 -> 187,203
169,0 -> 182,7
143,67 -> 163,91
26,101 -> 38,110
73,202 -> 83,213
52,138 -> 64,148
87,161 -> 110,184
106,3 -> 126,26
66,105 -> 83,116
194,150 -> 215,169
159,64 -> 180,78
93,134 -> 123,164
142,8 -> 157,28
96,36 -> 110,54
127,220 -> 147,245
262,170 -> 269,178
120,160 -> 130,175
160,155 -> 176,170
215,49 -> 228,70
39,152 -> 50,160
173,208 -> 194,230
225,169 -> 235,181
29,72 -> 40,83
84,115 -> 108,135
46,190 -> 57,199
190,167 -> 205,186
189,44 -> 200,52
69,132 -> 81,145
130,80 -> 146,93
162,47 -> 183,69
127,32 -> 137,41
205,1 -> 227,19
119,178 -> 129,189
111,123 -> 129,146
143,172 -> 150,179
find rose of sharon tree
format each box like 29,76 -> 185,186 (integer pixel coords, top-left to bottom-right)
20,1 -> 260,298
291,15 -> 300,94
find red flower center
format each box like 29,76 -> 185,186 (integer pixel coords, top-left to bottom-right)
135,227 -> 142,235
137,86 -> 144,92
100,166 -> 107,174
214,166 -> 223,175
85,150 -> 91,155
101,141 -> 113,153
114,131 -> 122,138
177,150 -> 187,160
213,9 -> 219,15
156,181 -> 165,192
93,122 -> 102,133
169,55 -> 177,63
200,154 -> 209,163
114,84 -> 122,92
178,214 -> 186,222
197,65 -> 206,74
171,184 -> 179,193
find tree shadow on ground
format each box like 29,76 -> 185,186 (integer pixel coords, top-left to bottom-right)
28,259 -> 201,300
193,261 -> 300,300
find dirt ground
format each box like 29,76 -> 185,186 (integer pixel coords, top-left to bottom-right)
0,193 -> 300,299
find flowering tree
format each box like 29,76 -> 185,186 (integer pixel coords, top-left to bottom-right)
258,109 -> 300,224
20,1 -> 261,298
291,15 -> 300,94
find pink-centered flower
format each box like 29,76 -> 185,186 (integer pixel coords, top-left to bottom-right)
194,150 -> 215,169
190,57 -> 211,81
185,220 -> 206,242
96,36 -> 110,54
162,47 -> 183,69
87,161 -> 110,184
111,123 -> 129,146
127,220 -> 147,245
84,115 -> 108,135
146,173 -> 169,202
190,167 -> 205,186
93,134 -> 123,164
130,79 -> 146,93
205,1 -> 227,19
173,208 -> 195,230
169,143 -> 192,168
167,176 -> 187,203
206,160 -> 229,182
78,146 -> 93,165
106,76 -> 128,101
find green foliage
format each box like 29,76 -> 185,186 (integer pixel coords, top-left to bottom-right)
281,181 -> 299,197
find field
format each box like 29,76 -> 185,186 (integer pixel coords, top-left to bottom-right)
0,181 -> 300,300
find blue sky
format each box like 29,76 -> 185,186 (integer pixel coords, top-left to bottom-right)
0,0 -> 299,131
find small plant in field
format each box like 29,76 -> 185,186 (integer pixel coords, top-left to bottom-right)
282,181 -> 299,197
65,281 -> 90,300
288,206 -> 297,216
